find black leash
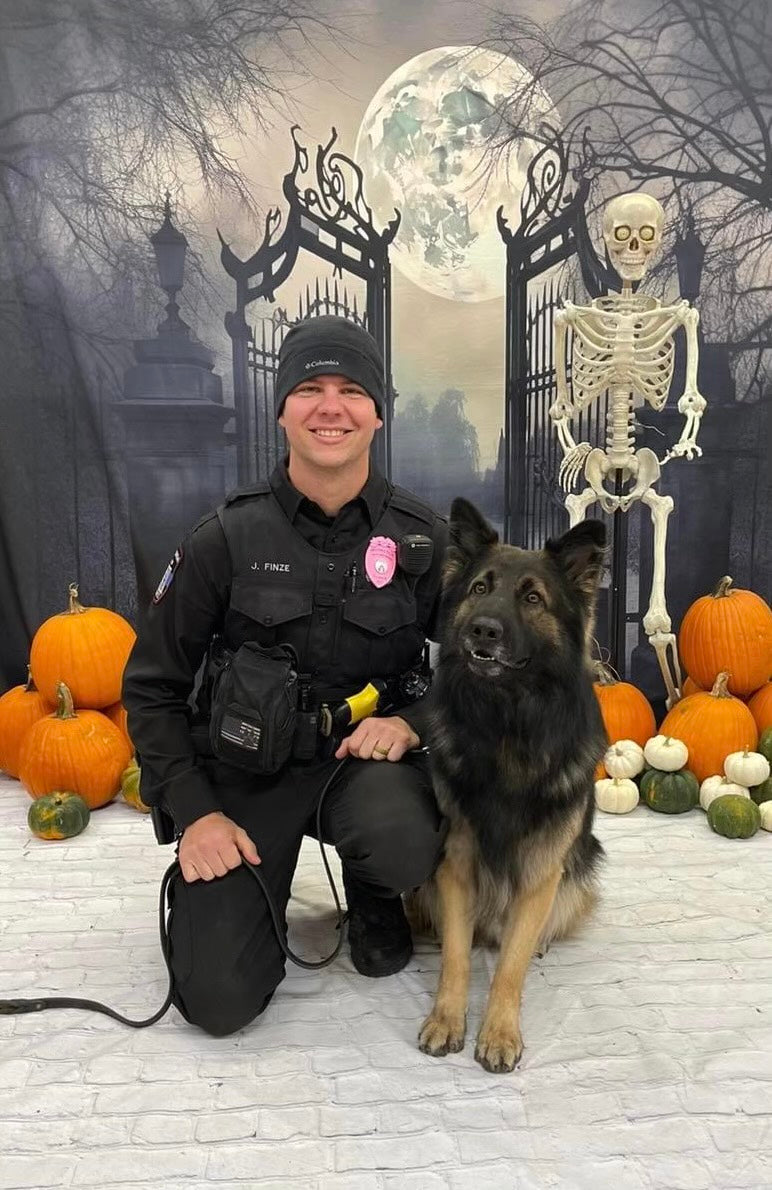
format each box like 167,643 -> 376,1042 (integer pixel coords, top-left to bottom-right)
0,758 -> 350,1027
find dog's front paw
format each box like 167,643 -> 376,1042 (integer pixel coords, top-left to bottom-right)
474,1021 -> 523,1073
418,1010 -> 466,1057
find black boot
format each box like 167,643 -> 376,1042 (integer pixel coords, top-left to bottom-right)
343,871 -> 413,977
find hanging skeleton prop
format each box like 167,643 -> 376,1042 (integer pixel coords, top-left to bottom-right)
549,193 -> 707,706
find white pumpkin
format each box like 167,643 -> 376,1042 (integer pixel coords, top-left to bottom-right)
595,777 -> 639,814
699,775 -> 751,812
758,801 -> 772,832
643,734 -> 689,772
603,739 -> 646,780
724,749 -> 770,788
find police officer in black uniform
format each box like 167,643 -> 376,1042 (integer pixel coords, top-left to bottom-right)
122,315 -> 448,1037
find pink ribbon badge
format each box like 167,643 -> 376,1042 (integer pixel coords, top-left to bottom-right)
365,536 -> 397,588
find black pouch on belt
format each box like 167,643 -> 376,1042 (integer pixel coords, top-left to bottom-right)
209,641 -> 298,774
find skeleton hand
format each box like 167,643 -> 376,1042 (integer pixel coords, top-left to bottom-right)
662,389 -> 706,464
559,442 -> 592,491
666,440 -> 703,462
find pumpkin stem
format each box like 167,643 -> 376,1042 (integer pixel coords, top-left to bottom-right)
711,576 -> 734,599
66,583 -> 87,615
54,682 -> 78,719
593,660 -> 623,685
709,672 -> 732,699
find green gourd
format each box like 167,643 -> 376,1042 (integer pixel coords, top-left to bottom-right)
758,727 -> 772,766
28,791 -> 90,840
640,767 -> 699,814
707,795 -> 761,839
750,775 -> 772,806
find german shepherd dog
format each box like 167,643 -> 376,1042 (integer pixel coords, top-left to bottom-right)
413,498 -> 607,1073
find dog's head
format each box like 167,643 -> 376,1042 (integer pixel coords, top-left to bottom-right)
442,497 -> 606,682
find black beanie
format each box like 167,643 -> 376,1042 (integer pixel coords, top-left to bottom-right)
275,315 -> 385,418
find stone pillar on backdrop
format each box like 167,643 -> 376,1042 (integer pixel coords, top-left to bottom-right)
116,197 -> 232,611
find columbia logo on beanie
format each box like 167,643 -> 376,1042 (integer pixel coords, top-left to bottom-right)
275,316 -> 385,418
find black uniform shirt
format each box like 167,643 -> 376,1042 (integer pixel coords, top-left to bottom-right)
123,461 -> 445,832
272,458 -> 389,551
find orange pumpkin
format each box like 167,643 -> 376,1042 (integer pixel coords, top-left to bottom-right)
747,682 -> 772,734
678,576 -> 772,698
103,701 -> 132,750
682,676 -> 703,698
29,584 -> 136,709
659,671 -> 758,784
593,663 -> 656,748
0,668 -> 53,779
18,682 -> 131,810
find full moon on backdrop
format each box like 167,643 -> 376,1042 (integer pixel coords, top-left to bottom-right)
355,46 -> 555,303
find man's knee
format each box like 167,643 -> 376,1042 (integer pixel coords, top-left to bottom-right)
337,762 -> 448,893
173,969 -> 282,1037
355,815 -> 446,893
165,865 -> 287,1036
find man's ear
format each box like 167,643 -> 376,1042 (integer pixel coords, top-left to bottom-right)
544,519 -> 606,596
445,497 -> 499,581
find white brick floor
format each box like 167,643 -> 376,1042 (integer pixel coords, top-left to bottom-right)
1,771 -> 771,1190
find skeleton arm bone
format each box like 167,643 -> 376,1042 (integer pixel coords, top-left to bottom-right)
549,309 -> 580,453
549,307 -> 593,489
662,307 -> 708,463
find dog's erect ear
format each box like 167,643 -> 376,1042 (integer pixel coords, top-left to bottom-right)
545,519 -> 606,596
445,498 -> 499,579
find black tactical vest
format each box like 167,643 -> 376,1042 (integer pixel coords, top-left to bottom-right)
215,482 -> 440,701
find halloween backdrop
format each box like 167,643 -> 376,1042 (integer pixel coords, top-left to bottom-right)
1,0 -> 770,709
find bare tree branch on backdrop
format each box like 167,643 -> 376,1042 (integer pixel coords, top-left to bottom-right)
0,0 -> 338,373
486,0 -> 771,395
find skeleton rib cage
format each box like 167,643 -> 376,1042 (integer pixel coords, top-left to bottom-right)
569,298 -> 682,413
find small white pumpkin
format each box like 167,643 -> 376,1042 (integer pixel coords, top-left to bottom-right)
643,734 -> 689,772
603,739 -> 646,780
724,749 -> 770,789
595,777 -> 639,814
699,775 -> 751,812
758,801 -> 772,832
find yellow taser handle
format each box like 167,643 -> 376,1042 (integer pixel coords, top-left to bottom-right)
345,681 -> 382,726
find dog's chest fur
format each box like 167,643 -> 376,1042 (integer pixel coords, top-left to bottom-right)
429,696 -> 599,871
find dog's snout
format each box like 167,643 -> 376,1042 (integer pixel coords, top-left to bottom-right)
470,616 -> 504,645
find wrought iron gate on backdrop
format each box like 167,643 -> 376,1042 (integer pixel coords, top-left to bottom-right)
220,127 -> 400,484
497,133 -> 633,671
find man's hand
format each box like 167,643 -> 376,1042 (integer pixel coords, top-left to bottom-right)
178,811 -> 261,883
335,715 -> 420,763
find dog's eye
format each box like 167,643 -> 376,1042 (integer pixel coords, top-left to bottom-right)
471,580 -> 487,595
524,590 -> 542,605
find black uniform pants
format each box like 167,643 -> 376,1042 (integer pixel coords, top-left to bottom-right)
165,751 -> 446,1036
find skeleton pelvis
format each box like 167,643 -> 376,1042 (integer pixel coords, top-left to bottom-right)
585,447 -> 661,500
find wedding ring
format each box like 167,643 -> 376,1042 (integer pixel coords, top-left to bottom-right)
373,745 -> 390,756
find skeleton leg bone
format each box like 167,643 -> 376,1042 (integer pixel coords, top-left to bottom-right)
564,488 -> 601,527
640,487 -> 683,707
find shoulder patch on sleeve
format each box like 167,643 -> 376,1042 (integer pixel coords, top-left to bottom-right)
152,547 -> 183,604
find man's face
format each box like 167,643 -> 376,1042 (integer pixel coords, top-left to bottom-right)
279,374 -> 383,472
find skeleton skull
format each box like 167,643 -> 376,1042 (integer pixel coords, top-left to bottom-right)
602,193 -> 665,282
